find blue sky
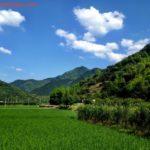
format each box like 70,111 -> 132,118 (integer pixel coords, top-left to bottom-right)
0,0 -> 150,82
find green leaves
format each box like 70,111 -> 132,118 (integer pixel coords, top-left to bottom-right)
49,86 -> 79,106
78,44 -> 150,101
0,80 -> 38,104
78,104 -> 150,136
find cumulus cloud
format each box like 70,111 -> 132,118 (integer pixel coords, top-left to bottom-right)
107,52 -> 126,62
55,7 -> 150,63
0,9 -> 25,31
121,38 -> 150,55
83,32 -> 96,42
55,7 -> 126,62
74,7 -> 124,41
56,29 -> 126,62
72,40 -> 118,55
72,40 -> 125,62
0,47 -> 12,55
56,29 -> 77,42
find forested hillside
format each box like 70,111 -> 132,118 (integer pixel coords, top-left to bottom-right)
49,44 -> 150,104
78,44 -> 150,101
11,78 -> 52,92
48,45 -> 150,136
32,67 -> 101,96
9,44 -> 150,102
0,80 -> 38,104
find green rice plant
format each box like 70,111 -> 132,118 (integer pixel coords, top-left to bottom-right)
0,106 -> 150,150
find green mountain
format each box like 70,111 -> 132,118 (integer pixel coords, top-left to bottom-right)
0,80 -> 38,104
78,44 -> 150,101
11,66 -> 89,93
11,78 -> 52,92
31,67 -> 101,95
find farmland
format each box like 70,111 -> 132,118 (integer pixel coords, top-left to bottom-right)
0,106 -> 149,150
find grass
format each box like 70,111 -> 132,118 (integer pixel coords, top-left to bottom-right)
0,106 -> 149,150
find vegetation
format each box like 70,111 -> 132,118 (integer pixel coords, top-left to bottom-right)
0,45 -> 149,145
48,45 -> 150,137
0,106 -> 149,149
76,44 -> 150,101
11,79 -> 52,92
78,104 -> 150,136
49,45 -> 150,106
11,66 -> 101,96
32,67 -> 101,96
0,80 -> 38,105
49,86 -> 80,107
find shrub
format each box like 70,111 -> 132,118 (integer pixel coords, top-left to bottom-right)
77,105 -> 150,136
130,107 -> 150,136
69,103 -> 84,111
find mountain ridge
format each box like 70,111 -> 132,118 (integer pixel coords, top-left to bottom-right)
11,66 -> 101,96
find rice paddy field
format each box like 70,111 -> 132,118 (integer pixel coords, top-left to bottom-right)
0,106 -> 150,150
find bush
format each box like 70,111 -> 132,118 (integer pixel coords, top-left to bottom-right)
129,107 -> 150,136
49,87 -> 78,105
69,103 -> 84,111
77,105 -> 150,136
95,98 -> 144,107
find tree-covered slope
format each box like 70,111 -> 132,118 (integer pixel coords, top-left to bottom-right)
78,44 -> 150,101
0,80 -> 38,103
11,78 -> 52,92
11,66 -> 89,93
31,67 -> 101,96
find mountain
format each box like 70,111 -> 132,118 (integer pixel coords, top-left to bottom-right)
0,80 -> 38,104
11,66 -> 89,93
31,66 -> 101,95
11,78 -> 52,92
78,44 -> 150,101
8,44 -> 150,100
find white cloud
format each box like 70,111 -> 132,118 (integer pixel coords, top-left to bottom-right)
55,7 -> 150,63
121,39 -> 133,47
121,38 -> 150,55
83,32 -> 96,42
56,29 -> 77,42
55,7 -> 126,62
106,42 -> 119,50
72,40 -> 125,62
74,7 -> 124,41
107,52 -> 126,62
72,40 -> 118,55
0,47 -> 12,55
56,29 -> 124,62
0,9 -> 25,31
15,68 -> 23,72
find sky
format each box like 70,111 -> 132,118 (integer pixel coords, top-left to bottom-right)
0,0 -> 150,82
